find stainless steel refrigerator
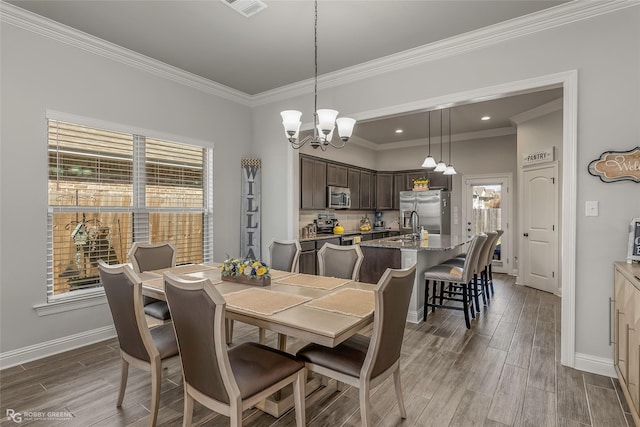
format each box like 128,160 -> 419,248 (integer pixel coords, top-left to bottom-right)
400,190 -> 451,234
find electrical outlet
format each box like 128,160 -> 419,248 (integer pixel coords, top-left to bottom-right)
585,200 -> 599,217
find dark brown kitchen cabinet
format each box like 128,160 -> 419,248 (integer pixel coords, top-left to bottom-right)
405,171 -> 427,189
348,168 -> 360,210
427,171 -> 451,190
300,157 -> 327,210
393,173 -> 406,209
375,173 -> 394,210
327,163 -> 348,187
360,170 -> 374,210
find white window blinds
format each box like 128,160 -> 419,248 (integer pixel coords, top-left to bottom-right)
47,117 -> 213,299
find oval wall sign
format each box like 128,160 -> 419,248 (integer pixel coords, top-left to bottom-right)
588,146 -> 640,183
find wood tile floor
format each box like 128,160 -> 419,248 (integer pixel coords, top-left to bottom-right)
0,274 -> 632,426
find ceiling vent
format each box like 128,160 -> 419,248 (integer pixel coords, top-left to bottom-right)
222,0 -> 267,18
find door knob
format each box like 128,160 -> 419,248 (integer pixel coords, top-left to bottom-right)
523,232 -> 529,237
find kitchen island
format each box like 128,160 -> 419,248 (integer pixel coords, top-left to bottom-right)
359,234 -> 470,323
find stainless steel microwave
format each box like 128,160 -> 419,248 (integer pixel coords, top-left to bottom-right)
327,186 -> 351,209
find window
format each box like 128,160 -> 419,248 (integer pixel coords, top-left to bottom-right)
47,116 -> 213,299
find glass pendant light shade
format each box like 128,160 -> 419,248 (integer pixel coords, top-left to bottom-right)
316,109 -> 339,135
336,117 -> 356,141
422,156 -> 437,168
434,161 -> 447,172
281,110 -> 302,138
443,165 -> 457,175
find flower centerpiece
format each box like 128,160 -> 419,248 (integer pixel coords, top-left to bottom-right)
412,177 -> 429,191
221,257 -> 271,286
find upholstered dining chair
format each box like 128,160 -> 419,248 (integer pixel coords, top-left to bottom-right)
423,233 -> 487,329
163,273 -> 306,427
484,229 -> 504,296
317,242 -> 364,281
269,239 -> 302,272
97,260 -> 179,427
128,242 -> 176,323
297,264 -> 416,427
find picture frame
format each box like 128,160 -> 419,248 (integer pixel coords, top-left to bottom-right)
628,218 -> 640,263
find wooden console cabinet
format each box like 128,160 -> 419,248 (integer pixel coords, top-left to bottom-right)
614,262 -> 640,426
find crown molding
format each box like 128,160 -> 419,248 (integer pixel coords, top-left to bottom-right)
1,1 -> 633,109
351,126 -> 516,151
0,2 -> 253,106
510,98 -> 563,124
252,0 -> 637,107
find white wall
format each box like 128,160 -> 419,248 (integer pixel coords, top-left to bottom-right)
253,7 -> 640,365
0,23 -> 251,356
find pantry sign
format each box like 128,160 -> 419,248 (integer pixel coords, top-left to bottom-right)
523,147 -> 554,166
588,146 -> 640,183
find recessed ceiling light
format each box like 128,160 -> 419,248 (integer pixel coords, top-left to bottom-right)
481,116 -> 491,121
395,129 -> 403,133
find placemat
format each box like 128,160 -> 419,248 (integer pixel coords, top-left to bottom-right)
276,274 -> 351,290
154,264 -> 217,275
305,288 -> 375,318
269,269 -> 297,280
223,288 -> 311,316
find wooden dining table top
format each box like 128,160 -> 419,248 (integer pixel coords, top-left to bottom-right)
139,263 -> 375,348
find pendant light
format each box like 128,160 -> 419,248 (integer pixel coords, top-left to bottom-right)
443,107 -> 457,175
434,109 -> 447,172
280,0 -> 355,150
421,111 -> 437,168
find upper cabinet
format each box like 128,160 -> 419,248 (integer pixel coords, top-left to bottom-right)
348,168 -> 361,210
300,156 -> 327,210
327,163 -> 348,187
375,173 -> 394,210
360,171 -> 375,210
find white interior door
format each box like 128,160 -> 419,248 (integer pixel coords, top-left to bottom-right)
522,164 -> 559,294
462,174 -> 512,274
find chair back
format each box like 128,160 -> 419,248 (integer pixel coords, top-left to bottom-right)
317,243 -> 364,281
477,231 -> 498,271
269,240 -> 301,272
362,264 -> 416,379
128,242 -> 176,273
98,261 -> 155,363
461,234 -> 487,284
486,229 -> 504,265
164,273 -> 238,405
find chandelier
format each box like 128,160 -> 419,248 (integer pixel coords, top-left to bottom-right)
421,111 -> 437,168
280,1 -> 356,150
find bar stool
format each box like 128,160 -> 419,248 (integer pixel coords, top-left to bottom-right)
485,230 -> 504,296
423,234 -> 487,329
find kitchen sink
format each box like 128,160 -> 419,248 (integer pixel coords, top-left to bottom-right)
389,236 -> 417,243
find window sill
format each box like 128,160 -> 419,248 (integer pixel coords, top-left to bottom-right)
34,289 -> 107,316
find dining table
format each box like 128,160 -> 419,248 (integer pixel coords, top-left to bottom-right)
139,263 -> 376,417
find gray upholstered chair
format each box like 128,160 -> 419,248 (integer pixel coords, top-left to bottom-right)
97,260 -> 179,427
163,273 -> 306,427
269,239 -> 302,272
128,242 -> 176,322
317,243 -> 364,281
297,264 -> 416,427
423,233 -> 487,329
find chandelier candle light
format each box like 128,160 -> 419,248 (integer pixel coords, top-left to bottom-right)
421,111 -> 437,169
280,0 -> 356,150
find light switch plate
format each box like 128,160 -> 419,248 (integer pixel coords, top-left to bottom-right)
585,200 -> 599,217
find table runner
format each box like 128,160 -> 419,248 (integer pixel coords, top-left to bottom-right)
276,274 -> 351,290
223,288 -> 311,316
305,288 -> 375,318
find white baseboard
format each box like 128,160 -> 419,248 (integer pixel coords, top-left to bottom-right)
574,352 -> 617,378
0,325 -> 116,370
407,309 -> 422,324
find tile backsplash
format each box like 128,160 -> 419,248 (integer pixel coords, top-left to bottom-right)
299,210 -> 402,237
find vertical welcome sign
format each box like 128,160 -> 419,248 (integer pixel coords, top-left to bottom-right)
240,159 -> 261,260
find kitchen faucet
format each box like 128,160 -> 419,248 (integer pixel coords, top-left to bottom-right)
410,210 -> 420,237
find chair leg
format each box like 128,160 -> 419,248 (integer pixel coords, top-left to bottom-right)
433,280 -> 439,311
439,281 -> 445,306
117,358 -> 129,407
423,279 -> 429,321
258,327 -> 266,344
230,401 -> 242,427
472,274 -> 481,312
278,334 -> 288,351
182,391 -> 194,427
359,384 -> 372,427
150,360 -> 161,427
293,370 -> 306,427
478,273 -> 487,306
393,367 -> 407,419
468,282 -> 476,319
462,284 -> 471,329
489,264 -> 495,295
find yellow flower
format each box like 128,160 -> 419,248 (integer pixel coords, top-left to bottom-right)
238,264 -> 245,274
256,266 -> 267,276
252,261 -> 261,268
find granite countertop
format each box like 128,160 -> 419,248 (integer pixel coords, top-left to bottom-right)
359,234 -> 470,251
300,228 -> 402,243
